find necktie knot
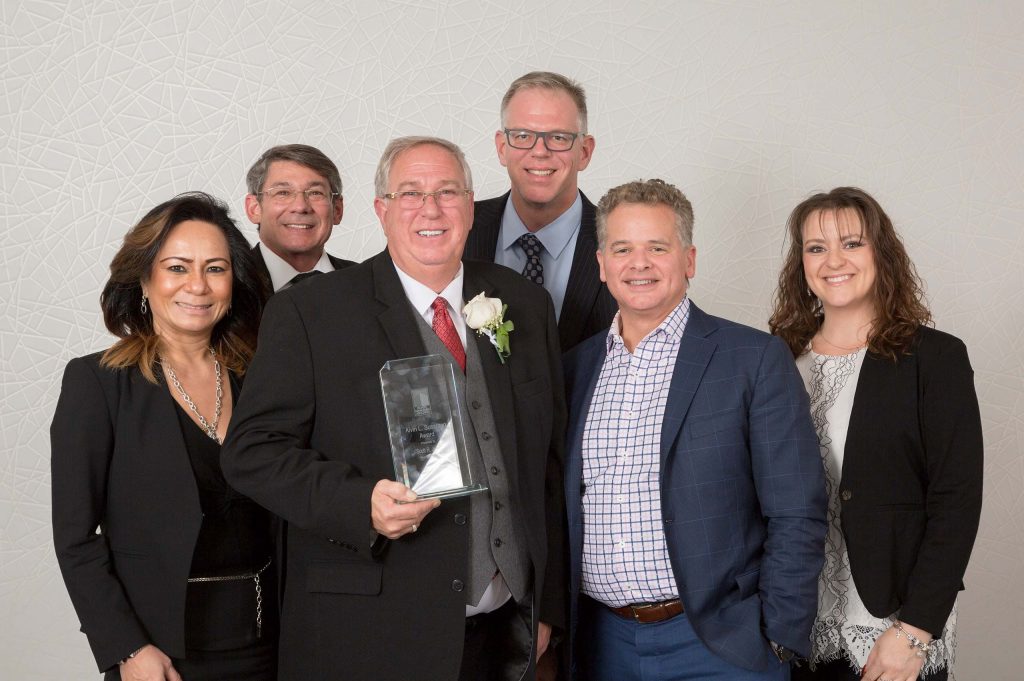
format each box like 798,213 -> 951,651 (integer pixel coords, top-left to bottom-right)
431,297 -> 466,372
517,233 -> 545,286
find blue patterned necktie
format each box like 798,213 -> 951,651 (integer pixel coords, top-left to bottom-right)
517,233 -> 545,286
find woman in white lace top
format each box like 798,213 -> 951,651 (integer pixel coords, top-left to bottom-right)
768,187 -> 983,681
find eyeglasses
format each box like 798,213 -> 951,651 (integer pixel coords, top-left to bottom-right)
503,128 -> 581,152
382,189 -> 472,209
258,187 -> 339,204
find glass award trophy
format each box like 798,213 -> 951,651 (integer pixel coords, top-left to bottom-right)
380,354 -> 487,500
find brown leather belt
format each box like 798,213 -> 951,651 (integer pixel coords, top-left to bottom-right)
607,598 -> 684,623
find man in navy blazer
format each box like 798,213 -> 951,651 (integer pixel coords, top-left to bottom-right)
464,72 -> 616,352
563,179 -> 826,680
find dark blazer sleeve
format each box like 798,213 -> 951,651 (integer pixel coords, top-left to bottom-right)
50,357 -> 149,672
898,334 -> 984,634
221,291 -> 377,550
751,336 -> 827,654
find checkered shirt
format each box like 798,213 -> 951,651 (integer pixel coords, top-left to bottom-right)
580,298 -> 691,607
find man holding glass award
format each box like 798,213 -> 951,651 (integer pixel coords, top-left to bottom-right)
223,136 -> 567,681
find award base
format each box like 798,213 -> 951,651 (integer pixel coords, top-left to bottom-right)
400,482 -> 488,503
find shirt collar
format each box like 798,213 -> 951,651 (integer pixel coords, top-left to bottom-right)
392,261 -> 466,320
606,297 -> 691,353
259,243 -> 334,292
499,191 -> 583,260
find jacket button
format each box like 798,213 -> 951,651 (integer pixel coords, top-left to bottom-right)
454,513 -> 467,525
493,538 -> 503,547
452,579 -> 464,592
471,400 -> 481,409
490,466 -> 500,475
481,432 -> 492,440
494,501 -> 502,511
841,489 -> 852,502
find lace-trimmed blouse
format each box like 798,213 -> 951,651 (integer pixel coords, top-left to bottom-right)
796,348 -> 956,677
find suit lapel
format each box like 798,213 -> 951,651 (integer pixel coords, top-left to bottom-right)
565,338 -> 605,496
660,303 -> 717,465
468,193 -> 507,261
558,192 -> 603,350
134,368 -> 203,514
462,266 -> 518,478
371,252 -> 429,361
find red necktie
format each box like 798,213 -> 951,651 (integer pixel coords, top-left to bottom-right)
431,297 -> 466,372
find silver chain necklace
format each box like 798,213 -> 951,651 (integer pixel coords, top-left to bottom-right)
162,346 -> 223,443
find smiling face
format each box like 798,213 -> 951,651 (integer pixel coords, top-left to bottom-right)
496,87 -> 594,229
245,160 -> 343,272
801,207 -> 877,319
374,143 -> 474,292
143,219 -> 232,343
597,202 -> 696,336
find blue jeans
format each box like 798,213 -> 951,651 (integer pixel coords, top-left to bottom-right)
578,597 -> 790,681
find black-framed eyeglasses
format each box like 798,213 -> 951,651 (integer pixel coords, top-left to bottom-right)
257,187 -> 339,205
381,188 -> 472,209
503,128 -> 581,152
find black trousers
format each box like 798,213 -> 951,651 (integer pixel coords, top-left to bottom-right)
104,640 -> 276,681
792,657 -> 948,681
459,599 -> 519,681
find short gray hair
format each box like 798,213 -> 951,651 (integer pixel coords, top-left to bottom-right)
374,136 -> 473,197
246,144 -> 343,197
500,71 -> 588,135
596,179 -> 694,249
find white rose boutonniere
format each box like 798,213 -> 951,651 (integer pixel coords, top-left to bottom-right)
463,292 -> 514,363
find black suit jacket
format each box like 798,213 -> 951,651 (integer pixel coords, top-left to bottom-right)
51,354 -> 207,672
222,251 -> 567,681
466,191 -> 617,352
251,243 -> 356,292
838,326 -> 983,636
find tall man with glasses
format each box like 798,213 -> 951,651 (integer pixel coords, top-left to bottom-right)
244,144 -> 355,292
465,71 -> 617,352
224,136 -> 567,681
564,179 -> 825,681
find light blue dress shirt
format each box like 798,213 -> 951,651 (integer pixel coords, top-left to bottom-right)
494,193 -> 583,321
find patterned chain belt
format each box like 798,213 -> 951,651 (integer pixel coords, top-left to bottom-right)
188,557 -> 272,638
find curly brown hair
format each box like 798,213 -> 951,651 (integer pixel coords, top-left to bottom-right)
100,192 -> 270,382
768,187 -> 931,360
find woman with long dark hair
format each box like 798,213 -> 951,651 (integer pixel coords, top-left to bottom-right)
51,192 -> 276,680
769,187 -> 982,681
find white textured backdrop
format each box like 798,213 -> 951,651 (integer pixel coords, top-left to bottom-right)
3,1 -> 1021,678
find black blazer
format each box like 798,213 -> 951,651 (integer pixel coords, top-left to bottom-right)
838,326 -> 983,636
465,191 -> 617,352
222,251 -> 567,681
51,354 -> 207,672
251,243 -> 356,292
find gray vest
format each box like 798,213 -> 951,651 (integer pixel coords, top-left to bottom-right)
414,311 -> 530,606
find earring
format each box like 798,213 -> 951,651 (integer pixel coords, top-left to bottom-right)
140,294 -> 148,315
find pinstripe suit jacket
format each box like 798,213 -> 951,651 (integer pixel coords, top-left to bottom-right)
465,191 -> 617,352
563,302 -> 826,674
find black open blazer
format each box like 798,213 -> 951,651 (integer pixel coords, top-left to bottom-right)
838,326 -> 983,636
51,354 -> 207,673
